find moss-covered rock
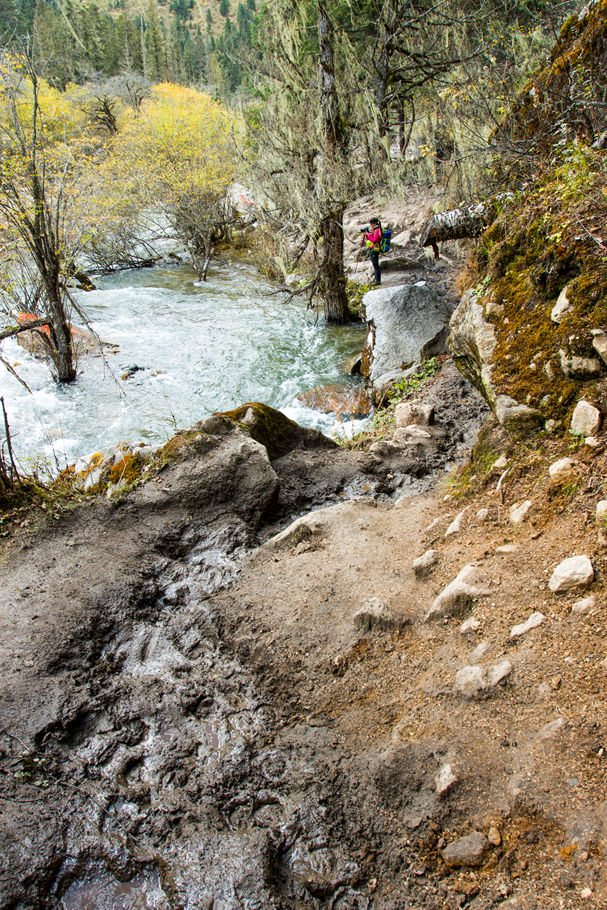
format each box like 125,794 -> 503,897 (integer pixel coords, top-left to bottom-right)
216,402 -> 337,459
453,2 -> 607,435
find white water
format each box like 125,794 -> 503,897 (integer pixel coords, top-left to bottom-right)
0,261 -> 367,473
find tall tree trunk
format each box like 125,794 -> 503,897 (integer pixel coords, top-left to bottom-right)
317,1 -> 349,324
48,285 -> 76,383
319,211 -> 348,324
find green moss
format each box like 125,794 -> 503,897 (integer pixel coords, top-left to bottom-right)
466,142 -> 607,425
217,401 -> 312,458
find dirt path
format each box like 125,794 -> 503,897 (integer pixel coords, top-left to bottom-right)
1,360 -> 606,908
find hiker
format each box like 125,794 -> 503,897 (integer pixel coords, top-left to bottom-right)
361,217 -> 383,285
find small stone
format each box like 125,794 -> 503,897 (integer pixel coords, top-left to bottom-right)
454,660 -> 511,699
495,396 -> 541,435
571,595 -> 596,616
413,549 -> 439,578
585,436 -> 600,448
570,400 -> 602,437
426,565 -> 490,622
591,328 -> 607,364
395,399 -> 435,427
560,350 -> 603,380
487,659 -> 512,687
460,617 -> 481,634
435,762 -> 458,797
548,457 -> 576,482
545,418 -> 562,433
509,500 -> 532,525
551,285 -> 573,323
353,598 -> 407,632
441,832 -> 490,867
454,665 -> 487,699
493,455 -> 508,469
476,508 -> 490,522
544,360 -> 558,381
445,508 -> 467,538
549,556 -> 595,593
580,887 -> 593,899
496,544 -> 517,554
510,611 -> 545,639
487,826 -> 502,847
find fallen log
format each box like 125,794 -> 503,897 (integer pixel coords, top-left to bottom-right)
420,195 -> 514,259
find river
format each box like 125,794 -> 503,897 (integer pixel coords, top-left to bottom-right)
0,260 -> 367,473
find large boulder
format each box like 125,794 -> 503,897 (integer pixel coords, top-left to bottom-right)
362,283 -> 452,387
216,402 -> 337,459
449,289 -> 497,404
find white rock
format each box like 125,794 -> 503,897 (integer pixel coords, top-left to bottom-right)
510,611 -> 545,639
284,273 -> 303,287
392,425 -> 433,447
476,508 -> 490,522
425,565 -> 490,622
571,595 -> 596,615
591,328 -> 607,364
487,659 -> 512,687
596,500 -> 607,521
496,544 -> 517,554
395,399 -> 434,427
435,762 -> 458,797
454,660 -> 511,699
551,285 -> 573,323
585,436 -> 600,448
493,455 -> 508,469
445,508 -> 467,537
549,555 -> 595,593
454,665 -> 487,699
571,400 -> 602,437
460,617 -> 481,634
548,457 -> 576,481
545,418 -> 562,433
509,500 -> 532,525
413,549 -> 438,578
544,360 -> 558,381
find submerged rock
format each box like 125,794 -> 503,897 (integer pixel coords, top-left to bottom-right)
296,385 -> 371,419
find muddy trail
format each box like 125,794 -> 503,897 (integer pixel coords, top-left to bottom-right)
0,361 -> 495,910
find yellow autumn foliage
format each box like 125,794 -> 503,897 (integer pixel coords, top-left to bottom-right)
108,82 -> 241,206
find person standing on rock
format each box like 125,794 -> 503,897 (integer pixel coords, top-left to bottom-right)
362,217 -> 383,286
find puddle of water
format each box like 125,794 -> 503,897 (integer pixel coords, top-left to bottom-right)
60,867 -> 166,909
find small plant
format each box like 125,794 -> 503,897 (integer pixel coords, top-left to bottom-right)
568,431 -> 584,451
386,358 -> 441,405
